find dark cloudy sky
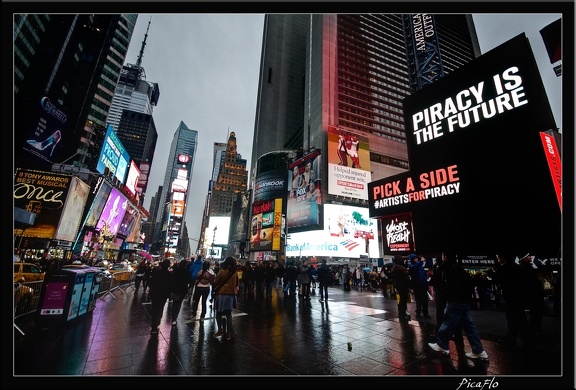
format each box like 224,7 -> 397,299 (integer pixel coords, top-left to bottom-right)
123,12 -> 564,243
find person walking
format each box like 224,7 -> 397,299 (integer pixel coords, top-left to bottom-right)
190,260 -> 216,321
213,257 -> 239,341
299,261 -> 312,300
283,262 -> 298,298
428,252 -> 488,360
391,255 -> 411,321
170,259 -> 190,326
408,254 -> 430,318
518,253 -> 545,338
317,259 -> 331,302
148,259 -> 173,334
134,259 -> 147,293
429,252 -> 466,362
241,261 -> 253,299
487,252 -> 530,347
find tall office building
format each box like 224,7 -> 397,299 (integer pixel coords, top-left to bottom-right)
250,14 -> 309,181
249,14 -> 481,261
107,19 -> 160,203
251,14 -> 480,203
14,14 -> 138,173
106,18 -> 159,131
151,121 -> 198,253
209,132 -> 248,216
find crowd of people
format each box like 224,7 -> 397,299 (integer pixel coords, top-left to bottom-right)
18,245 -> 556,354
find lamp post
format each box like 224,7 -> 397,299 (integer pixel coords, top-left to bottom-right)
210,226 -> 217,258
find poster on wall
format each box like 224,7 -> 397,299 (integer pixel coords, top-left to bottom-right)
13,169 -> 73,239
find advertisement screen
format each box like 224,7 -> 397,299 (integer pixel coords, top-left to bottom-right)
327,126 -> 371,200
55,176 -> 90,242
286,204 -> 378,258
84,181 -> 112,228
206,216 -> 231,246
96,187 -> 128,236
125,160 -> 140,196
368,34 -> 561,256
287,150 -> 322,232
13,169 -> 72,239
96,124 -> 130,185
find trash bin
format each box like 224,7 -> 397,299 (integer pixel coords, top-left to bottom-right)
35,265 -> 100,327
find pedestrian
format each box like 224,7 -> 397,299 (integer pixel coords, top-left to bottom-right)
283,262 -> 298,297
408,254 -> 431,318
391,255 -> 411,320
142,261 -> 152,294
429,252 -> 466,362
170,259 -> 189,326
428,252 -> 488,360
213,256 -> 239,341
275,262 -> 285,290
299,260 -> 312,300
190,260 -> 216,321
487,252 -> 530,347
134,259 -> 147,293
317,259 -> 331,302
252,260 -> 265,299
241,261 -> 253,299
518,253 -> 545,338
264,261 -> 275,298
148,259 -> 173,334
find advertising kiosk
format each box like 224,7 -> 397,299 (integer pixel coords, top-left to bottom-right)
35,265 -> 102,327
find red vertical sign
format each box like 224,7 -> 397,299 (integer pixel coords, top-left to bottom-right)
539,132 -> 562,210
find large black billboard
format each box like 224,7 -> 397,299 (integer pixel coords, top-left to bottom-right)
368,34 -> 561,257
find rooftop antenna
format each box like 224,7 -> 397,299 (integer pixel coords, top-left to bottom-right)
135,16 -> 152,70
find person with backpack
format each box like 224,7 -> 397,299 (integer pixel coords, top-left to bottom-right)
187,256 -> 204,304
190,260 -> 216,321
428,251 -> 488,360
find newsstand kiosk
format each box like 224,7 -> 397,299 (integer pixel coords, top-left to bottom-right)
35,266 -> 102,327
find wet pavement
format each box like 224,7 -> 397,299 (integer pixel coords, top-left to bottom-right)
10,284 -> 571,387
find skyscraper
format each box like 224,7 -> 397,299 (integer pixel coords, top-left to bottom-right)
252,14 -> 480,203
151,121 -> 198,253
209,132 -> 248,216
107,18 -> 160,203
250,14 -> 481,259
14,14 -> 138,173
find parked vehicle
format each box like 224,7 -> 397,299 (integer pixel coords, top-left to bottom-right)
14,262 -> 45,283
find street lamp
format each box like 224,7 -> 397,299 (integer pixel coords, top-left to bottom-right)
210,226 -> 217,258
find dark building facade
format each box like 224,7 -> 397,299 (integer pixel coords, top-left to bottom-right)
249,14 -> 481,261
14,14 -> 138,174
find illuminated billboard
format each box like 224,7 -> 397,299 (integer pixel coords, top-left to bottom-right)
206,216 -> 231,246
96,124 -> 130,185
84,180 -> 112,228
368,34 -> 561,256
96,187 -> 128,236
327,126 -> 371,200
125,160 -> 141,196
13,169 -> 73,239
250,199 -> 283,252
286,204 -> 378,258
55,176 -> 90,242
287,150 -> 322,232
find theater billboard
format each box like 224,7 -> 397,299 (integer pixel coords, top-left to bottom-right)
368,34 -> 561,257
